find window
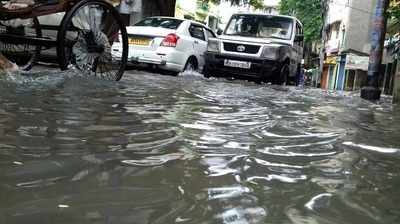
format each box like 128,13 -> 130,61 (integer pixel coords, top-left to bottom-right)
208,16 -> 218,31
225,15 -> 293,40
295,22 -> 304,46
135,18 -> 183,30
189,25 -> 206,41
205,29 -> 216,39
296,22 -> 303,35
335,23 -> 341,39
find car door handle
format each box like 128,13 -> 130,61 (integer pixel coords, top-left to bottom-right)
194,40 -> 199,44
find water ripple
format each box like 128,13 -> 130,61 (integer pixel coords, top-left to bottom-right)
0,69 -> 399,224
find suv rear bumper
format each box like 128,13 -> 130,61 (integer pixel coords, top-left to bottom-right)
204,52 -> 281,80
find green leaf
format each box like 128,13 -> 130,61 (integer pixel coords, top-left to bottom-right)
279,0 -> 323,42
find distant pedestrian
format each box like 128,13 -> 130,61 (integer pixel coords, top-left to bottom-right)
118,0 -> 136,26
297,59 -> 305,87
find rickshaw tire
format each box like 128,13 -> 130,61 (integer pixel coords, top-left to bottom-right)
0,17 -> 42,71
56,0 -> 128,81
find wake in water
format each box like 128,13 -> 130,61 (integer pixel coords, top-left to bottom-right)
0,51 -> 69,87
0,68 -> 73,88
178,69 -> 206,78
0,65 -> 119,91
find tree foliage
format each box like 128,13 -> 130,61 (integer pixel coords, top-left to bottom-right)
388,0 -> 400,55
279,0 -> 323,42
154,0 -> 265,17
206,0 -> 264,9
390,7 -> 400,20
389,0 -> 400,21
387,0 -> 400,36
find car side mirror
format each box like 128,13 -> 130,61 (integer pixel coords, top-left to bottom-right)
217,29 -> 223,36
295,34 -> 304,42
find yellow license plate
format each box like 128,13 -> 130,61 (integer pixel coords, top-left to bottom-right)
128,38 -> 150,46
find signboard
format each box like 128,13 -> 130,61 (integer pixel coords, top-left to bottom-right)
326,39 -> 340,55
345,54 -> 369,71
324,56 -> 337,65
107,0 -> 120,7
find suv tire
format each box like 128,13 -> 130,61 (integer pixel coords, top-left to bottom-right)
203,66 -> 212,78
276,63 -> 289,85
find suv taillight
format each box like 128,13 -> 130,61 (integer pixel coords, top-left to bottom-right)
161,33 -> 179,47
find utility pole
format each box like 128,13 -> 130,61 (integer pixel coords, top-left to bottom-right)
361,0 -> 390,101
319,0 -> 329,87
394,58 -> 400,103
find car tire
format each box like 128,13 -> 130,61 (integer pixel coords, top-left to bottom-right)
275,63 -> 289,85
184,57 -> 198,72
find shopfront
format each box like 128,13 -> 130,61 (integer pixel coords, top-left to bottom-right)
322,56 -> 337,90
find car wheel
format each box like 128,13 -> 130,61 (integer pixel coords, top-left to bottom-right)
276,64 -> 289,85
184,57 -> 198,72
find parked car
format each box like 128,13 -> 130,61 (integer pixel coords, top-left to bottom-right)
204,13 -> 304,84
112,17 -> 217,75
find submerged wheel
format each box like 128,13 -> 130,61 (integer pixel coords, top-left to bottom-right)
275,63 -> 289,85
57,0 -> 128,81
203,66 -> 212,78
0,18 -> 42,71
184,57 -> 198,72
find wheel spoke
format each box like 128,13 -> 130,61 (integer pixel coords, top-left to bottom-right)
0,18 -> 41,70
59,0 -> 127,81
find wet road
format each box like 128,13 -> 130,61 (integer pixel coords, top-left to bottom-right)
0,68 -> 400,224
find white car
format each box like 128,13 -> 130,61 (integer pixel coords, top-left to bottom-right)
112,17 -> 217,75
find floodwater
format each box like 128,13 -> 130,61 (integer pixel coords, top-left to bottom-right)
0,69 -> 399,224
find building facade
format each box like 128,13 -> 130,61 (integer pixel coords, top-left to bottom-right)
322,0 -> 377,91
175,0 -> 221,31
263,0 -> 280,15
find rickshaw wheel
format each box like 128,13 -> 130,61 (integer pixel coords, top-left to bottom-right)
0,17 -> 42,71
57,0 -> 128,81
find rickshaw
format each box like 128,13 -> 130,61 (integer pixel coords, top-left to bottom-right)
0,0 -> 129,81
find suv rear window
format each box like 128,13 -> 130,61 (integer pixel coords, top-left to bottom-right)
135,18 -> 183,30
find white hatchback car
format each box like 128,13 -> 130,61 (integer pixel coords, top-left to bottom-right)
112,17 -> 217,75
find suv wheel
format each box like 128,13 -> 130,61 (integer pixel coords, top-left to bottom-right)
203,66 -> 212,78
276,64 -> 289,85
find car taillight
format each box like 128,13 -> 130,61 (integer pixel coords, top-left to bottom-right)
161,33 -> 179,47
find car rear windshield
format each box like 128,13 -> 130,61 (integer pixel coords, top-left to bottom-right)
225,15 -> 294,40
135,18 -> 183,30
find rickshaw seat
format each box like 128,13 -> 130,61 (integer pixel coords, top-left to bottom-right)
0,0 -> 67,20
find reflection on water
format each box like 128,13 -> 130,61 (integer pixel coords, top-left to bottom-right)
0,69 -> 400,224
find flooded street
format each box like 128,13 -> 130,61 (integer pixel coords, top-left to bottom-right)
0,69 -> 400,224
